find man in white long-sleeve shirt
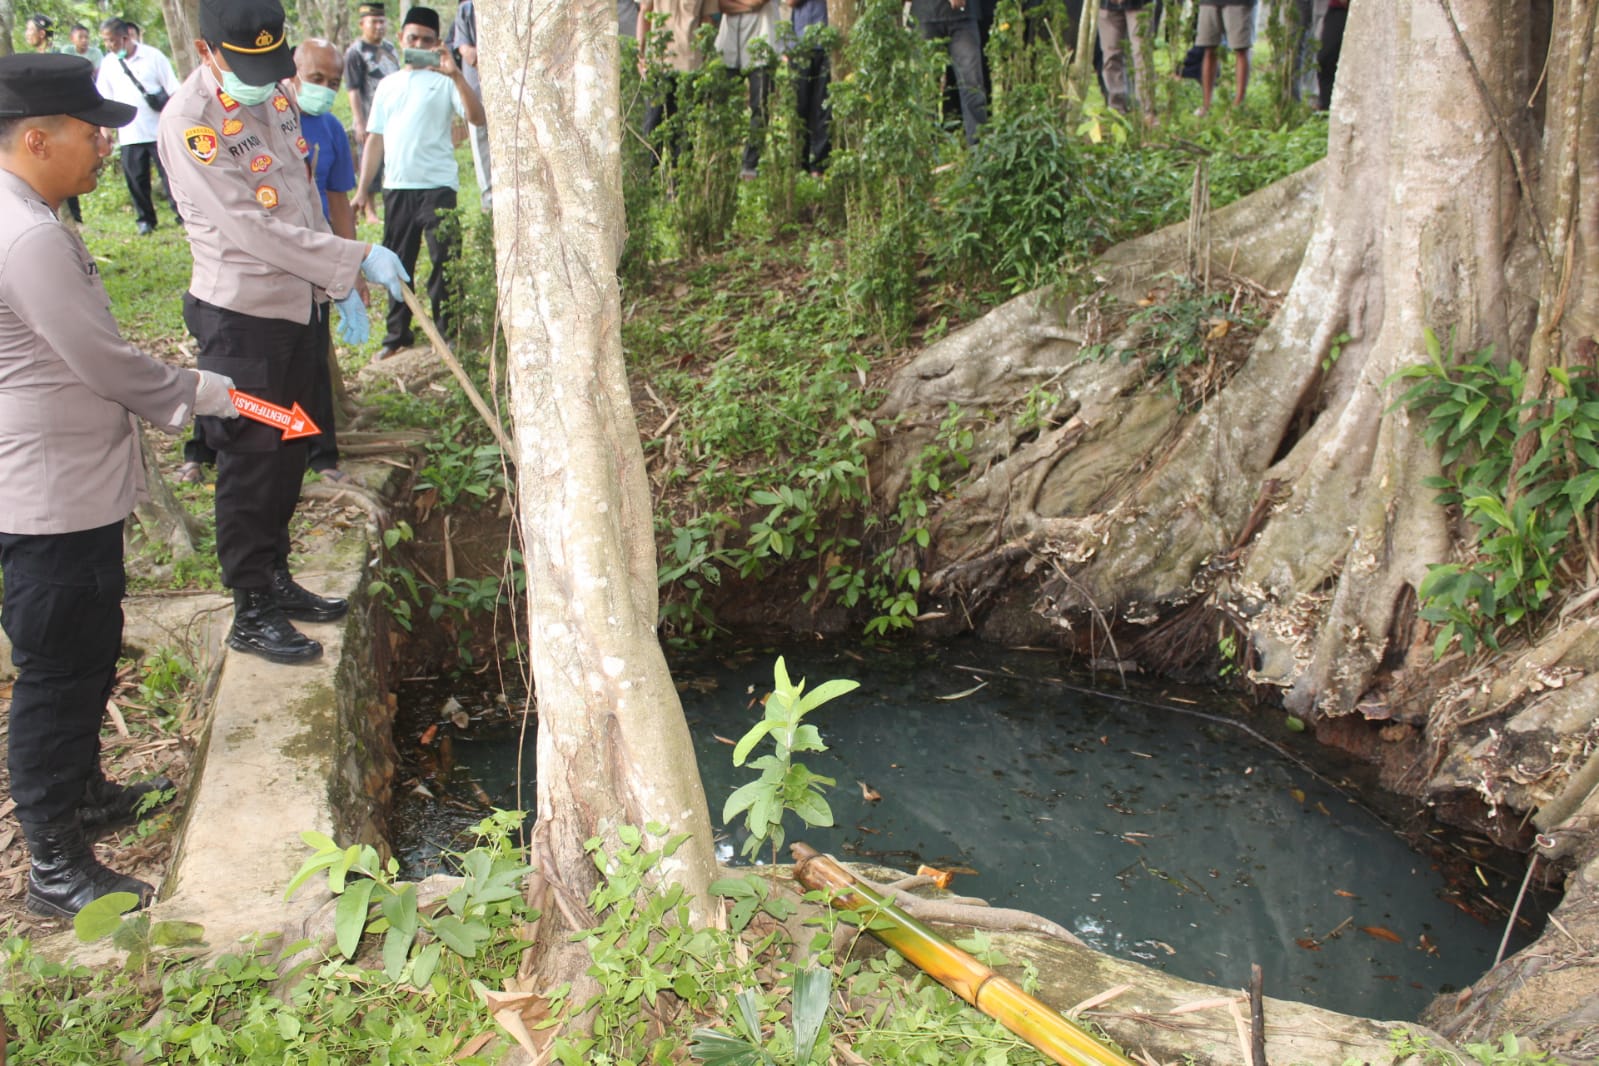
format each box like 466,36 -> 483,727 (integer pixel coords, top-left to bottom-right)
95,16 -> 181,234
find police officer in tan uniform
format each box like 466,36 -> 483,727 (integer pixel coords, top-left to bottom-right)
0,53 -> 241,917
159,0 -> 408,665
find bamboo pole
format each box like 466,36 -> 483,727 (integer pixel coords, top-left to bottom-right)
791,844 -> 1136,1066
398,282 -> 513,456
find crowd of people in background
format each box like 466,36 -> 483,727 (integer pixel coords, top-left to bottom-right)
627,0 -> 1350,176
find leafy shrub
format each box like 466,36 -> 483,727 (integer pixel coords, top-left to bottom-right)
1391,329 -> 1599,654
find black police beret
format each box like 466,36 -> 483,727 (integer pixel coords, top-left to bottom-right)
199,0 -> 296,87
0,53 -> 136,127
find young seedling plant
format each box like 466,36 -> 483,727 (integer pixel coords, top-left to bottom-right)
723,657 -> 858,863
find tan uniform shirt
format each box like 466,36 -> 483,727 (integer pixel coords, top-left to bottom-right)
157,65 -> 365,324
0,169 -> 196,536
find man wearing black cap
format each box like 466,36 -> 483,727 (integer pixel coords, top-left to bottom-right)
0,53 -> 242,918
158,0 -> 409,666
352,5 -> 485,360
344,1 -> 400,224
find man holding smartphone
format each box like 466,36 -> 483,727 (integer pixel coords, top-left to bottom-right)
352,6 -> 485,361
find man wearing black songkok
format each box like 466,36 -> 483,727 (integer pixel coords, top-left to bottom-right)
352,5 -> 485,360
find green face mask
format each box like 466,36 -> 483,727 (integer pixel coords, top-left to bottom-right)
220,69 -> 278,106
297,82 -> 337,116
115,48 -> 128,59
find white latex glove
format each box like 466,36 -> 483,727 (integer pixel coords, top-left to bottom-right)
194,369 -> 241,419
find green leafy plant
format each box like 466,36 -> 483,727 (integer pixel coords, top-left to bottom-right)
1390,328 -> 1599,654
1380,1027 -> 1557,1066
556,825 -> 734,1063
828,0 -> 945,343
942,106 -> 1092,294
723,657 -> 858,861
655,29 -> 747,257
689,967 -> 832,1066
74,892 -> 206,972
1104,274 -> 1263,402
285,809 -> 534,984
416,423 -> 507,508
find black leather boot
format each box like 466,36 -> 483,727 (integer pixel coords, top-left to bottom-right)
228,588 -> 323,664
270,569 -> 349,623
80,772 -> 176,836
24,817 -> 153,919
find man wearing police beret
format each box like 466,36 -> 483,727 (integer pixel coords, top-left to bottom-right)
0,53 -> 243,917
158,0 -> 409,666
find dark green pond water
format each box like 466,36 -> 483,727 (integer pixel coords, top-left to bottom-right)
392,640 -> 1537,1021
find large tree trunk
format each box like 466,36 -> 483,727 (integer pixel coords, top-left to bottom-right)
883,0 -> 1599,1049
906,1 -> 1575,718
159,0 -> 200,77
478,0 -> 718,994
293,0 -> 349,46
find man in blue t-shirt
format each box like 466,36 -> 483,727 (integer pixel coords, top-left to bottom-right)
352,5 -> 485,360
294,38 -> 360,479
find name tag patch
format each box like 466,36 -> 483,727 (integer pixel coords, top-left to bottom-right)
184,126 -> 219,165
255,185 -> 279,209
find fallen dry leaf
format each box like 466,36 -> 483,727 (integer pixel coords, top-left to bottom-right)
1361,925 -> 1404,943
1334,889 -> 1359,898
916,864 -> 954,889
857,780 -> 882,803
1206,318 -> 1231,340
1296,937 -> 1322,951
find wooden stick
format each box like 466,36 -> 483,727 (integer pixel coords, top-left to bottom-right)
1248,964 -> 1267,1066
398,282 -> 512,455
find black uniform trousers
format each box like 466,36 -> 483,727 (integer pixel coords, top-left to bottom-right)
184,311 -> 338,471
121,141 -> 178,230
0,521 -> 125,829
305,309 -> 340,472
183,295 -> 323,590
380,187 -> 457,350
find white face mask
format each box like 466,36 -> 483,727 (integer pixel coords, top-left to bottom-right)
210,58 -> 278,106
297,82 -> 338,115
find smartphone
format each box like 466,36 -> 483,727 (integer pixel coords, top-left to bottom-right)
402,47 -> 440,68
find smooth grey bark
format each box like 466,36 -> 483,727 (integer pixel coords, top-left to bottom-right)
477,0 -> 718,987
158,0 -> 200,77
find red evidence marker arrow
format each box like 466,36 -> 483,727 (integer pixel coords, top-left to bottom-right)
228,389 -> 321,441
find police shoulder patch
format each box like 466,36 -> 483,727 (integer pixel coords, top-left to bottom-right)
255,185 -> 279,209
184,126 -> 220,165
